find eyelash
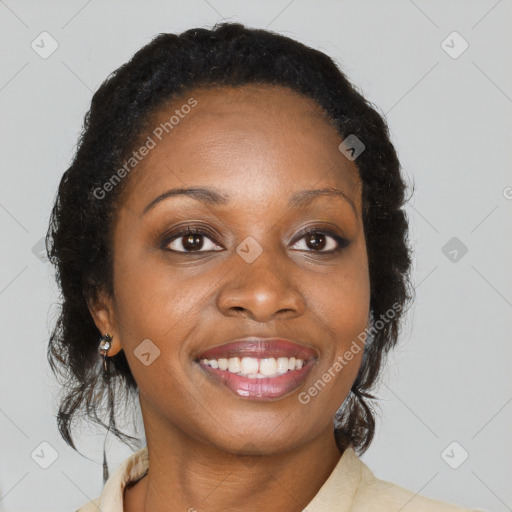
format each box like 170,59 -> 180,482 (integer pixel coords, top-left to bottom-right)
161,225 -> 350,254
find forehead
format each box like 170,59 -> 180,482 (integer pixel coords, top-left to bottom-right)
120,84 -> 362,213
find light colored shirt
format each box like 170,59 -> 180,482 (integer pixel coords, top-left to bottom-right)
76,445 -> 482,511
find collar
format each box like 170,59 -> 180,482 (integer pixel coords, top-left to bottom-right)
90,445 -> 362,512
77,444 -> 474,511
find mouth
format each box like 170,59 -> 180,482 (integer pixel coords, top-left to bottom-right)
194,337 -> 317,401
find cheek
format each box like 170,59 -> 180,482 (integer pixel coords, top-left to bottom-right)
310,249 -> 370,346
297,270 -> 368,425
304,247 -> 370,393
112,250 -> 195,340
110,254 -> 201,406
111,242 -> 224,376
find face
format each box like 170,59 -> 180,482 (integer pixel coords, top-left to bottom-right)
90,84 -> 370,455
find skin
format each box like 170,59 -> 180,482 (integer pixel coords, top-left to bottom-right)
88,83 -> 371,512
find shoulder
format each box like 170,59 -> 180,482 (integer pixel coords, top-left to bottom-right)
74,446 -> 149,512
353,452 -> 483,511
304,447 -> 484,512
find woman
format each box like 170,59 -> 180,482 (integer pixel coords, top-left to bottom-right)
46,22 -> 480,512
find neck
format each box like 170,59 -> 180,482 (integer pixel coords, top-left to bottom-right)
124,401 -> 344,512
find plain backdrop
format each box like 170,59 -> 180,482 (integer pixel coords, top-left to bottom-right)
0,1 -> 511,511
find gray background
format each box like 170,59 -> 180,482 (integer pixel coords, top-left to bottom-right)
1,1 -> 511,511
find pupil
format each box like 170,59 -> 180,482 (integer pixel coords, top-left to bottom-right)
307,233 -> 326,250
183,234 -> 203,251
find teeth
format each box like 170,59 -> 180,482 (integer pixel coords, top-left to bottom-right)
240,357 -> 259,375
200,356 -> 306,377
277,357 -> 289,374
228,357 -> 241,373
260,358 -> 277,375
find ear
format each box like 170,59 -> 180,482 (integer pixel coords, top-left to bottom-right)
86,287 -> 123,356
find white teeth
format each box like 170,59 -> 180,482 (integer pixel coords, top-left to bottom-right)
201,356 -> 306,377
260,358 -> 277,375
277,357 -> 289,374
228,357 -> 241,373
240,357 -> 259,375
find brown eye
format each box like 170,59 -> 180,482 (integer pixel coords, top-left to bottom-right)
291,229 -> 350,253
165,228 -> 223,253
305,232 -> 328,251
181,233 -> 204,251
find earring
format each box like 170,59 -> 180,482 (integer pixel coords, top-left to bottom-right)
98,332 -> 113,484
98,333 -> 113,377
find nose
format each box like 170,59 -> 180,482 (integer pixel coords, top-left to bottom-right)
216,246 -> 306,323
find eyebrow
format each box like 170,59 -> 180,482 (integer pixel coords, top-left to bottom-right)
142,186 -> 357,217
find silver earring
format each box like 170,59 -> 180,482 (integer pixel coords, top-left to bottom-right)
98,333 -> 113,375
98,332 -> 113,484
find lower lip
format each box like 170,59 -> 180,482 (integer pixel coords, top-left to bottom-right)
197,361 -> 315,401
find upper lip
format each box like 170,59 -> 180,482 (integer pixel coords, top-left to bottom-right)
195,337 -> 318,361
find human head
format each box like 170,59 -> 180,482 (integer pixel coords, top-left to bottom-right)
46,22 -> 413,457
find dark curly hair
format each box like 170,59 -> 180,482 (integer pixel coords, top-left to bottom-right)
46,21 -> 413,460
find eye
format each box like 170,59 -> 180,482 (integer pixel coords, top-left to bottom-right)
162,226 -> 350,254
164,227 -> 223,253
290,229 -> 350,253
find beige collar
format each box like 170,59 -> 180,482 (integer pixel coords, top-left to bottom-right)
77,444 -> 475,511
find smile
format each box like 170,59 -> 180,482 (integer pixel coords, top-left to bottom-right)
195,337 -> 317,400
200,356 -> 306,377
